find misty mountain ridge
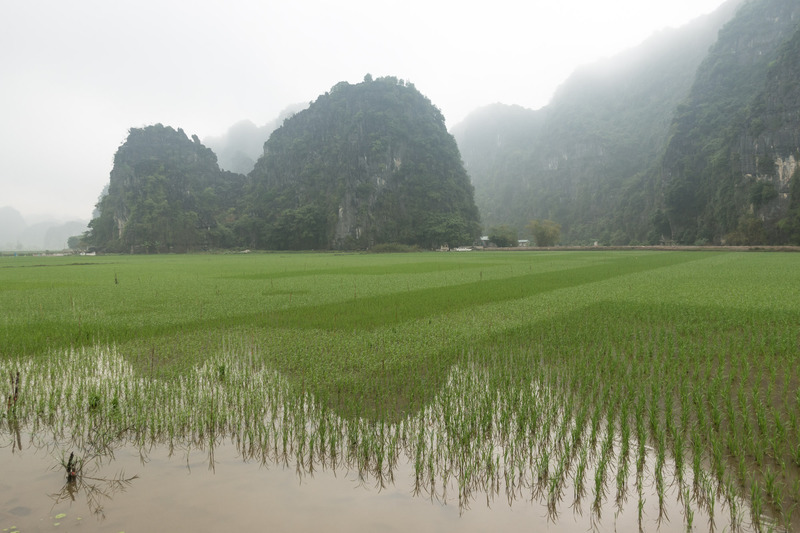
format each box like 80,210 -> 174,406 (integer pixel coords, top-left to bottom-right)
202,103 -> 308,175
452,0 -> 800,245
82,0 -> 800,250
0,205 -> 88,251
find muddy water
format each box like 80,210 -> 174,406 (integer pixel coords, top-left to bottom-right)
1,437 -> 754,533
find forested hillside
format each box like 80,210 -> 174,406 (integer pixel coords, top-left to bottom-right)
86,77 -> 479,252
87,124 -> 246,253
662,0 -> 800,244
244,75 -> 479,250
452,0 -> 737,244
85,0 -> 800,251
454,0 -> 800,245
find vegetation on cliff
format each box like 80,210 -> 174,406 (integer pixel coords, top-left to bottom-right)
87,124 -> 246,253
661,0 -> 800,245
454,0 -> 800,246
453,1 -> 741,245
245,75 -> 479,250
86,77 -> 480,252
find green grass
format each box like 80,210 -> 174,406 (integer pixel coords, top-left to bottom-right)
2,250 -> 800,530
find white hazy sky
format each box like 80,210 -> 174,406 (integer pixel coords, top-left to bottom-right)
1,0 -> 730,222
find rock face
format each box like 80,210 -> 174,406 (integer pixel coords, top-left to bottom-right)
661,0 -> 800,244
88,124 -> 245,253
453,0 -> 742,244
87,78 -> 480,252
454,0 -> 800,245
247,76 -> 480,250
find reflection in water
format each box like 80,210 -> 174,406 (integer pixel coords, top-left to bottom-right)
0,431 -> 759,533
0,347 -> 793,532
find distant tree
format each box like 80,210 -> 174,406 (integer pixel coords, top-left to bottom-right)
488,224 -> 517,247
778,169 -> 800,244
724,214 -> 767,245
647,210 -> 672,245
67,235 -> 85,251
527,219 -> 561,247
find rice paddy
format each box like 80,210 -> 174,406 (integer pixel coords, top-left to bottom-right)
1,250 -> 799,531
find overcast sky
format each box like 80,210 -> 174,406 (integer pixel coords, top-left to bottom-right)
1,0 -> 730,223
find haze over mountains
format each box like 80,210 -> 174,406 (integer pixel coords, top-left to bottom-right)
5,0 -> 800,251
453,0 -> 800,245
202,103 -> 308,176
194,0 -> 800,248
0,206 -> 88,251
451,2 -> 742,241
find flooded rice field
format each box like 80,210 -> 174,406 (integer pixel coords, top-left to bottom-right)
1,347 -> 783,532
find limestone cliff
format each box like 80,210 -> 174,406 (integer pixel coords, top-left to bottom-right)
88,124 -> 245,252
453,0 -> 743,244
661,0 -> 800,243
247,76 -> 480,250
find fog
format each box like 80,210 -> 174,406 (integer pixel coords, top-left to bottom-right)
0,0 -> 729,228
